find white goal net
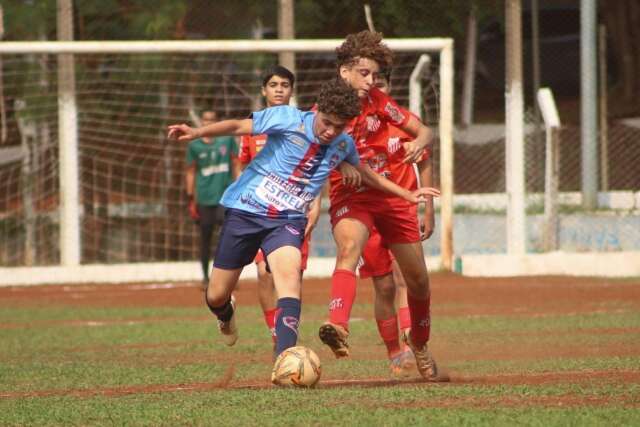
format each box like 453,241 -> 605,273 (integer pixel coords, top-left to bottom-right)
0,39 -> 454,285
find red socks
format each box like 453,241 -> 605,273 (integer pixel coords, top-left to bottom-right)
263,308 -> 277,343
376,316 -> 402,357
328,269 -> 357,329
397,306 -> 411,333
407,294 -> 431,348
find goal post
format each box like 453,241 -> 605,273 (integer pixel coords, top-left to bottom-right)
0,38 -> 454,285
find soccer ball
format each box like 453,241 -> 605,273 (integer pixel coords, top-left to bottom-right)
271,346 -> 322,388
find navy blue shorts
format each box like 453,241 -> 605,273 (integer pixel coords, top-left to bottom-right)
213,208 -> 307,270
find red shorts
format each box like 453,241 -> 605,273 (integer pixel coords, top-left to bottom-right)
329,199 -> 420,245
254,235 -> 310,271
358,227 -> 395,279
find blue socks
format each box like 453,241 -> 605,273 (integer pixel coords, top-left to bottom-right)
274,297 -> 301,356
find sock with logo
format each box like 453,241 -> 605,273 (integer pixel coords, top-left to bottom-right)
407,293 -> 431,348
327,269 -> 357,330
274,297 -> 301,356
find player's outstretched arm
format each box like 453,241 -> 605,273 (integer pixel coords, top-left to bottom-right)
400,115 -> 434,164
168,119 -> 253,142
356,163 -> 440,204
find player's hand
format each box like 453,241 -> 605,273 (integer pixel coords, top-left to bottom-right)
407,186 -> 440,204
304,199 -> 321,237
168,124 -> 200,142
338,162 -> 362,187
402,140 -> 431,164
188,199 -> 200,221
420,208 -> 435,240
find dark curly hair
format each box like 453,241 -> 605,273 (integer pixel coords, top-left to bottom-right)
335,30 -> 393,71
316,79 -> 361,120
261,65 -> 295,88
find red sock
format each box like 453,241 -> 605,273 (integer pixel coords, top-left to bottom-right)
328,269 -> 357,329
397,306 -> 411,332
263,308 -> 277,343
407,294 -> 431,348
376,316 -> 402,358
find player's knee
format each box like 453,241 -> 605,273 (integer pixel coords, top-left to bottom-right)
403,269 -> 429,291
336,238 -> 361,261
205,288 -> 226,308
375,281 -> 396,300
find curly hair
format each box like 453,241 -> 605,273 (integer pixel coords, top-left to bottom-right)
316,79 -> 361,120
335,30 -> 393,71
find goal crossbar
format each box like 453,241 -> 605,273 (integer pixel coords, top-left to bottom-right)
0,39 -> 452,54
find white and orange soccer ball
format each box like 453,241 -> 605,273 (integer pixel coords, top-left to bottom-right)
271,346 -> 322,388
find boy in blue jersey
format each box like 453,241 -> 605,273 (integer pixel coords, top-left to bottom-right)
168,79 -> 440,382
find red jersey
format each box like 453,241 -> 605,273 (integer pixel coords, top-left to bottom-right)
328,86 -> 417,206
361,122 -> 430,201
238,134 -> 268,164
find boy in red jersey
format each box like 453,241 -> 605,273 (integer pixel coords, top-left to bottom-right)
319,30 -> 443,381
238,66 -> 320,346
357,69 -> 435,376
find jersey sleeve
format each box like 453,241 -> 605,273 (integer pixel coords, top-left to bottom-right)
370,86 -> 411,128
251,105 -> 300,136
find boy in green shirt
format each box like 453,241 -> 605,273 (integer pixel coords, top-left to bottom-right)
185,110 -> 240,288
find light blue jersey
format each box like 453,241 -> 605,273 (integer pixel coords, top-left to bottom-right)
220,106 -> 359,219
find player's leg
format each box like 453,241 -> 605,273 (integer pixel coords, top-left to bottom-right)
389,257 -> 416,372
205,266 -> 242,346
371,273 -> 402,373
375,202 -> 441,380
255,253 -> 277,344
388,241 -> 440,380
198,205 -> 217,288
392,258 -> 412,344
261,218 -> 307,357
267,246 -> 303,355
319,212 -> 371,358
205,208 -> 262,346
358,229 -> 405,372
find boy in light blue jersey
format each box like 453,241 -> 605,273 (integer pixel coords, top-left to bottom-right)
168,79 -> 440,384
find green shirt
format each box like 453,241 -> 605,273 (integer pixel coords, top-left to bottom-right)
186,136 -> 238,206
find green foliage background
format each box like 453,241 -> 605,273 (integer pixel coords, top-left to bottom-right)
4,0 -> 502,41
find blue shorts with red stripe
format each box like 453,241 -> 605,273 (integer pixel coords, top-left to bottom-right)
213,208 -> 307,270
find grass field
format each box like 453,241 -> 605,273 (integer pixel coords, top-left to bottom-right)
1,273 -> 639,426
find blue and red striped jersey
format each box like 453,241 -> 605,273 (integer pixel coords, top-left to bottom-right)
220,106 -> 359,218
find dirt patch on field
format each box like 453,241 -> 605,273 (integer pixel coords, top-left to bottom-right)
2,369 -> 638,406
2,274 -> 640,316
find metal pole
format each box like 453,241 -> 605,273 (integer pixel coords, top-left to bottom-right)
278,3 -> 296,74
531,0 -> 543,185
580,0 -> 598,209
439,41 -> 455,270
409,54 -> 431,117
57,0 -> 81,265
598,24 -> 609,191
505,0 -> 527,254
537,88 -> 561,251
461,8 -> 477,127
